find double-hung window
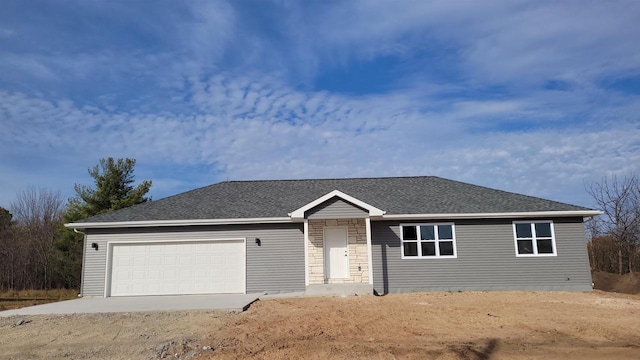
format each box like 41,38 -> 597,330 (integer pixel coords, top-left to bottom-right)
513,221 -> 557,256
401,223 -> 457,258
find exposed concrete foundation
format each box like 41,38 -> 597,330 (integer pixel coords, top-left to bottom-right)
304,283 -> 373,296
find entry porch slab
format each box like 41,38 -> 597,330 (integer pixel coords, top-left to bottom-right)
304,283 -> 373,296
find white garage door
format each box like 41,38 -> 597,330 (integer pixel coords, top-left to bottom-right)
109,240 -> 245,296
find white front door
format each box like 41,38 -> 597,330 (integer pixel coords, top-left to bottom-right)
324,227 -> 349,279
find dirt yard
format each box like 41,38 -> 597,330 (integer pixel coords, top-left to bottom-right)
1,291 -> 639,359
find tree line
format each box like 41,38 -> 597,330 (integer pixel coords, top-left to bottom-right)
587,174 -> 640,274
0,158 -> 151,291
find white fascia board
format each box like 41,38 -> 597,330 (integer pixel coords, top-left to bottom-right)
65,217 -> 293,229
380,210 -> 602,220
288,190 -> 385,219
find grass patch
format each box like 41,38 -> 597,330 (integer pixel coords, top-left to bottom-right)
0,289 -> 78,311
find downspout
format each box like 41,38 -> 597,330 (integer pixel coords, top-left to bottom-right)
74,228 -> 86,297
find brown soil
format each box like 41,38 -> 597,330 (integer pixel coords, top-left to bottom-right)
0,311 -> 234,359
206,291 -> 640,359
592,270 -> 640,294
1,291 -> 639,359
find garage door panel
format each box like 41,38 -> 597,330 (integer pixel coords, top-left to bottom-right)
164,269 -> 177,279
115,270 -> 129,281
149,256 -> 162,266
162,283 -> 175,293
149,246 -> 163,253
110,240 -> 245,296
195,255 -> 208,265
133,246 -> 147,254
178,268 -> 190,281
193,267 -> 206,277
148,270 -> 161,280
116,256 -> 131,266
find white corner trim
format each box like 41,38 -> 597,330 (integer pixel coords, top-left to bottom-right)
304,219 -> 309,287
66,217 -> 292,229
289,190 -> 385,219
381,210 -> 602,220
79,233 -> 87,297
365,217 -> 373,285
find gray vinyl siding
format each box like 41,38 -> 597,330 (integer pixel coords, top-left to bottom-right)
82,223 -> 304,297
305,197 -> 369,219
82,233 -> 107,297
371,217 -> 592,293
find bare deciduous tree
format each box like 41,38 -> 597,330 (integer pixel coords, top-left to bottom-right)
587,174 -> 640,274
10,187 -> 64,289
0,207 -> 16,290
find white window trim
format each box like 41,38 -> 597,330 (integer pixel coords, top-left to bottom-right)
513,220 -> 557,257
400,223 -> 457,259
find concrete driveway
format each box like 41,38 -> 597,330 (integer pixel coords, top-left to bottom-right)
0,293 -> 261,317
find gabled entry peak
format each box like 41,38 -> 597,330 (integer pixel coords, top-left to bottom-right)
288,190 -> 385,220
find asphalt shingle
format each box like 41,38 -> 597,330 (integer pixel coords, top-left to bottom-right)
77,176 -> 592,223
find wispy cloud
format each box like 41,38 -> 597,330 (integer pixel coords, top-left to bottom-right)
272,1 -> 640,85
3,70 -> 638,207
0,0 -> 638,210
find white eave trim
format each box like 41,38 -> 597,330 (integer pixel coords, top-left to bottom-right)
288,190 -> 386,219
380,210 -> 602,220
65,210 -> 602,229
65,217 -> 292,229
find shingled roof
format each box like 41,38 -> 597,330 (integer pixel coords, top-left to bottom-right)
75,176 -> 592,224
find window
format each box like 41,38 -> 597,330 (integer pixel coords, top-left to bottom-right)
513,221 -> 557,256
401,223 -> 456,258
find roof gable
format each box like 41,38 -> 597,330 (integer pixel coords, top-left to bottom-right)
289,190 -> 385,220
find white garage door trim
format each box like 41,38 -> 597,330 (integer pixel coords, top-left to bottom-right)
104,238 -> 246,297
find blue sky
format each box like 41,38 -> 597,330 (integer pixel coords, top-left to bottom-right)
1,0 -> 639,210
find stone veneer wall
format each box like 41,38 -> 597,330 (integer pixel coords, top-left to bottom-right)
307,218 -> 369,284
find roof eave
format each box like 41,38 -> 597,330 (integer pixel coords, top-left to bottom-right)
380,210 -> 602,220
65,217 -> 293,229
65,210 -> 602,229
